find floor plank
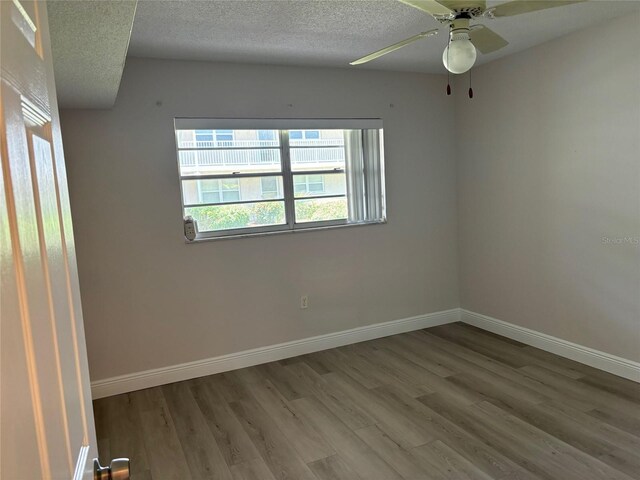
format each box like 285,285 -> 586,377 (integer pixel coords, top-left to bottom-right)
228,390 -> 317,480
378,386 -> 535,480
162,381 -> 233,480
411,439 -> 496,480
93,323 -> 640,480
190,380 -> 261,467
284,361 -> 376,430
229,458 -> 277,480
99,393 -> 150,475
323,370 -> 435,448
307,454 -> 363,480
239,377 -> 335,463
132,387 -> 192,480
354,424 -> 431,479
292,395 -> 404,480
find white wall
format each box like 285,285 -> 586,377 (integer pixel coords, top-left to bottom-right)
60,58 -> 459,381
456,13 -> 640,361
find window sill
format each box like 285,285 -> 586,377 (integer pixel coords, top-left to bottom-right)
185,219 -> 387,243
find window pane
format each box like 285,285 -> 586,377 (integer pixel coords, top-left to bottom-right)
222,190 -> 240,202
295,197 -> 348,223
293,173 -> 346,198
290,147 -> 345,171
221,178 -> 239,191
178,149 -> 282,176
305,130 -> 320,139
199,179 -> 221,193
182,176 -> 283,205
201,192 -> 220,203
260,176 -> 281,199
289,130 -> 345,172
258,130 -> 276,141
177,129 -> 279,149
177,129 -> 282,176
288,129 -> 342,146
195,130 -> 214,142
293,176 -> 306,194
186,202 -> 286,232
261,177 -> 277,190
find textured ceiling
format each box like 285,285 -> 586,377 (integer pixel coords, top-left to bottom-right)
48,0 -> 137,108
128,0 -> 640,73
50,0 -> 638,108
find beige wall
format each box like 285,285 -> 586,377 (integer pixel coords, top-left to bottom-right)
60,58 -> 459,381
61,14 -> 640,382
456,13 -> 640,361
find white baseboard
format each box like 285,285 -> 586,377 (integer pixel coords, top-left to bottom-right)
461,309 -> 640,382
92,307 -> 639,399
91,308 -> 461,399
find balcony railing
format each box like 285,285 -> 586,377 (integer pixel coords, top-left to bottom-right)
178,139 -> 344,149
178,140 -> 279,149
179,146 -> 345,168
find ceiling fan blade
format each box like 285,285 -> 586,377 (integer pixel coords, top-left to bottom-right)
491,0 -> 586,17
470,25 -> 509,54
350,29 -> 439,65
397,0 -> 454,17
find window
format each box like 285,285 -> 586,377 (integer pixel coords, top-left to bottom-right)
194,130 -> 234,145
294,175 -> 325,195
289,130 -> 320,140
258,130 -> 276,141
198,179 -> 240,203
261,176 -> 280,199
215,130 -> 234,143
195,130 -> 213,142
175,119 -> 385,239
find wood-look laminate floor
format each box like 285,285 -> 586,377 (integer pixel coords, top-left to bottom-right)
93,322 -> 640,480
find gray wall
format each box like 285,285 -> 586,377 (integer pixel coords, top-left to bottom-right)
456,13 -> 640,361
60,59 -> 459,381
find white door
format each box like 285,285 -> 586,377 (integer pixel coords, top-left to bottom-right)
1,1 -> 103,479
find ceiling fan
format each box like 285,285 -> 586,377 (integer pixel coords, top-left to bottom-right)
350,0 -> 585,75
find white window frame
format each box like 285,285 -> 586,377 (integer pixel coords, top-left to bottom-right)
175,118 -> 386,241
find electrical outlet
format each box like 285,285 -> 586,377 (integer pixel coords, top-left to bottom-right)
300,295 -> 309,309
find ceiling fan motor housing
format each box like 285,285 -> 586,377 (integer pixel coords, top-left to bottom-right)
433,1 -> 488,22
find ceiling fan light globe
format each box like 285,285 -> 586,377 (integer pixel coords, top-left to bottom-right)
442,39 -> 477,74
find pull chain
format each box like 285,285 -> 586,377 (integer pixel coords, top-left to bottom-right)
446,25 -> 452,96
468,68 -> 474,99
